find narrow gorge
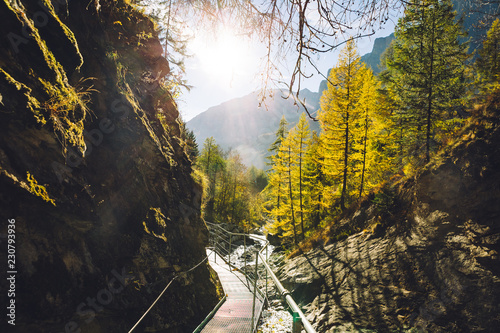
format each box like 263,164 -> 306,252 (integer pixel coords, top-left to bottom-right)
2,1 -> 500,333
0,0 -> 219,331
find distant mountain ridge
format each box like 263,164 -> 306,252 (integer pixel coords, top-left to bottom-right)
187,89 -> 321,169
361,33 -> 395,73
187,36 -> 397,169
318,33 -> 395,95
188,1 -> 500,169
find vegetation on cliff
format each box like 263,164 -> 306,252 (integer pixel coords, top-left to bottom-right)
0,0 -> 219,331
263,1 -> 500,250
279,89 -> 500,332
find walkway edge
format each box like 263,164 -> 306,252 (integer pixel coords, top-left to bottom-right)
192,295 -> 227,333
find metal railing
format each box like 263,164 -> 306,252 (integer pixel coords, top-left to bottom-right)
205,221 -> 316,333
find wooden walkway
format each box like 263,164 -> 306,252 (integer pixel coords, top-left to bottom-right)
201,250 -> 265,333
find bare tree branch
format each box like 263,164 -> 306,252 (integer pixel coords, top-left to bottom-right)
136,0 -> 407,118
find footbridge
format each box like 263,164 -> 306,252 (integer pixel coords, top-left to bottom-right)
193,222 -> 316,333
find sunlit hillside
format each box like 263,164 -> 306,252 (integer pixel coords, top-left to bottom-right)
187,89 -> 321,169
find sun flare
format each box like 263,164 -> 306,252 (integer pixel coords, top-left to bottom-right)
190,26 -> 258,87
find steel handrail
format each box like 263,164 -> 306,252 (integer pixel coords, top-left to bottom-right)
205,221 -> 317,333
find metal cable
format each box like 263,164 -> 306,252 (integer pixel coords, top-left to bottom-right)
128,255 -> 209,333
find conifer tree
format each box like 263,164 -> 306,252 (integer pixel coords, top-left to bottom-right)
370,84 -> 402,181
280,131 -> 298,245
264,116 -> 288,234
386,0 -> 469,163
291,114 -> 311,237
185,128 -> 199,162
197,137 -> 225,220
354,68 -> 380,197
304,131 -> 325,230
477,18 -> 500,90
319,39 -> 367,210
226,153 -> 248,224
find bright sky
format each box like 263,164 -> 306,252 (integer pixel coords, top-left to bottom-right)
175,14 -> 399,121
178,25 -> 263,121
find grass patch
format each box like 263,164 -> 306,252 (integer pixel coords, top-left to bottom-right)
41,77 -> 95,155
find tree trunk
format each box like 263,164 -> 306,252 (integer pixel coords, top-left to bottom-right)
288,146 -> 297,245
426,13 -> 436,164
359,110 -> 368,198
299,136 -> 304,239
341,116 -> 348,211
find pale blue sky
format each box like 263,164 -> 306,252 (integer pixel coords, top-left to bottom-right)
139,1 -> 401,121
177,20 -> 397,121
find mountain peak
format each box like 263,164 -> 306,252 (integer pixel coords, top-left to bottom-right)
187,89 -> 320,169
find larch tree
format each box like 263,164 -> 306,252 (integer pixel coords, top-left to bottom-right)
319,39 -> 367,210
386,0 -> 469,163
304,131 -> 325,230
264,116 -> 288,230
353,68 -> 380,198
291,113 -> 311,238
280,131 -> 298,245
266,126 -> 300,246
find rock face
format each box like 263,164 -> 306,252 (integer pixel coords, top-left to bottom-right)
360,33 -> 395,74
279,98 -> 500,332
0,0 -> 218,332
318,34 -> 395,96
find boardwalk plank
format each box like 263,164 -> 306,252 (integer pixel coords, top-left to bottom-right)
201,250 -> 264,333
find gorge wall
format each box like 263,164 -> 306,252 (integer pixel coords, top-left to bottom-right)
0,0 -> 219,332
280,96 -> 500,332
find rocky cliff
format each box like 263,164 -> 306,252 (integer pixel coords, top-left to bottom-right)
279,95 -> 500,332
318,34 -> 395,96
0,0 -> 218,332
360,33 -> 394,74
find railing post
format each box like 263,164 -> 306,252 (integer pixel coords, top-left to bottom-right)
265,245 -> 268,302
292,311 -> 302,333
251,251 -> 259,332
228,234 -> 232,267
214,238 -> 217,263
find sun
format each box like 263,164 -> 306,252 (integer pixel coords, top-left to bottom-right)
190,26 -> 259,87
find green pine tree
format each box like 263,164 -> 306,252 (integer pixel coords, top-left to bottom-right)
386,0 -> 469,163
477,18 -> 500,92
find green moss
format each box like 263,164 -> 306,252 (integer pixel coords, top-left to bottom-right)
0,68 -> 45,124
3,1 -> 91,156
118,80 -> 177,166
142,208 -> 168,242
136,31 -> 153,47
26,172 -> 56,206
151,207 -> 167,227
3,0 -> 22,20
40,0 -> 84,70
